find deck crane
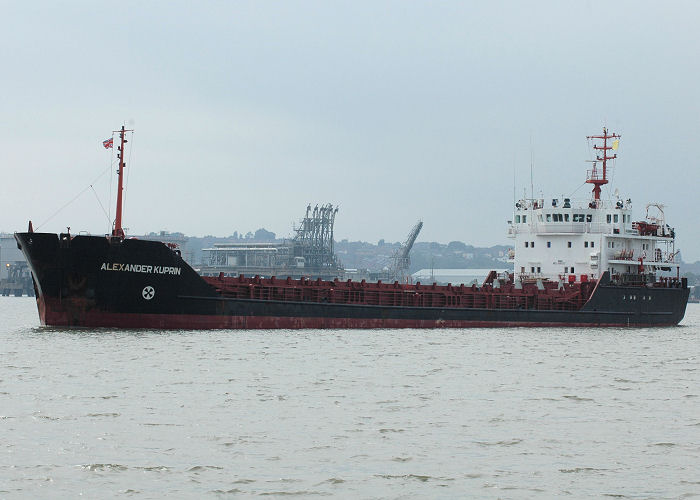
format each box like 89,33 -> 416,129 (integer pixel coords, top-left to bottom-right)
389,220 -> 423,283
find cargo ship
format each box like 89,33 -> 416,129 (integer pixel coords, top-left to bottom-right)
15,127 -> 689,329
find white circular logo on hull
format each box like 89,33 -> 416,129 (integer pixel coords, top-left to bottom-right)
142,286 -> 155,300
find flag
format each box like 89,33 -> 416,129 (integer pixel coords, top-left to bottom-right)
103,137 -> 113,149
612,139 -> 619,150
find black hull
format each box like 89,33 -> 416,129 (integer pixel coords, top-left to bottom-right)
15,232 -> 690,329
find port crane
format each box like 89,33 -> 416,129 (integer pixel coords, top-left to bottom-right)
389,220 -> 423,283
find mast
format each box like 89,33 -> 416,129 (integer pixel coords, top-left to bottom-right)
112,125 -> 133,238
586,127 -> 620,202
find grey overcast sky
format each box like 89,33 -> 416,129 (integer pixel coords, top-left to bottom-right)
2,1 -> 699,259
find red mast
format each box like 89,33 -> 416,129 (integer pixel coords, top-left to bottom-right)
586,127 -> 620,202
112,125 -> 133,238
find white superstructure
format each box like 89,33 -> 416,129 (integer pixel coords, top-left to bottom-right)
507,129 -> 680,284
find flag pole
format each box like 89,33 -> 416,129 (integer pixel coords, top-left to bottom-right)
112,125 -> 132,238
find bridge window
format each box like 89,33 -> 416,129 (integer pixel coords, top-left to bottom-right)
564,213 -> 570,222
546,214 -> 552,222
586,214 -> 593,222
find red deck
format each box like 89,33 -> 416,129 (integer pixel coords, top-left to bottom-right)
201,273 -> 597,312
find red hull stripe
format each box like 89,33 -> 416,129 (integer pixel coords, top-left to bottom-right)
38,309 -> 672,330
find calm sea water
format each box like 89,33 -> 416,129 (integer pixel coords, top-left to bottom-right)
1,297 -> 698,499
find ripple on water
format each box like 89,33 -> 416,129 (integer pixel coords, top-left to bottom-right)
187,466 -> 224,472
559,467 -> 609,474
80,464 -> 128,472
375,474 -> 454,483
475,438 -> 523,446
562,395 -> 595,402
311,478 -> 346,488
258,491 -> 328,496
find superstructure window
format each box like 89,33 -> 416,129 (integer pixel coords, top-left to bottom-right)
515,215 -> 521,223
568,241 -> 572,248
537,266 -> 541,273
614,214 -> 619,223
546,214 -> 552,222
591,241 -> 595,248
586,214 -> 592,222
522,215 -> 527,223
564,213 -> 570,222
547,241 -> 551,248
584,241 -> 589,248
531,267 -> 535,273
607,214 -> 612,223
571,266 -> 575,273
525,241 -> 529,248
531,241 -> 534,248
